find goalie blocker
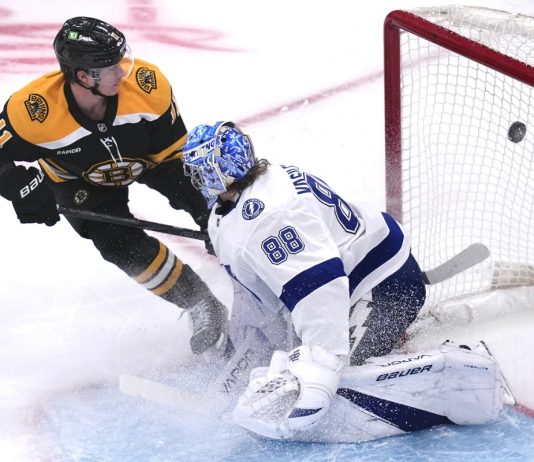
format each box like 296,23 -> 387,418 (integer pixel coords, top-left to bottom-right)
233,342 -> 507,442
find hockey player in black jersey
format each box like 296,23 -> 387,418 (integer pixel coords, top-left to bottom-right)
0,17 -> 226,355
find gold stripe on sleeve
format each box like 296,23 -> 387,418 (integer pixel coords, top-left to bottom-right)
147,134 -> 186,164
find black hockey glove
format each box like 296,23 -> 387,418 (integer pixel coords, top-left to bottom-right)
0,166 -> 60,226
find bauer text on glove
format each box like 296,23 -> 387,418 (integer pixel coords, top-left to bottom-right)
0,165 -> 59,226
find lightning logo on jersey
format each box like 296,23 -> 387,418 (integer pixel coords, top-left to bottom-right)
242,198 -> 265,220
349,299 -> 374,356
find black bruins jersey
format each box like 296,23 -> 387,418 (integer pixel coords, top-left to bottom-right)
0,58 -> 186,187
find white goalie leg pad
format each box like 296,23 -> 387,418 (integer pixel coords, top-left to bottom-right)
339,342 -> 504,427
440,343 -> 505,424
292,343 -> 505,443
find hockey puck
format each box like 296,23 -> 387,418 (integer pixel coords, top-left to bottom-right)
508,121 -> 526,143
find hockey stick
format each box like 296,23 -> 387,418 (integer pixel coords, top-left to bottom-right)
119,374 -> 208,413
58,206 -> 209,241
119,329 -> 272,416
421,243 -> 490,285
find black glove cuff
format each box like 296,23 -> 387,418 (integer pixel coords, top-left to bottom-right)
0,165 -> 44,202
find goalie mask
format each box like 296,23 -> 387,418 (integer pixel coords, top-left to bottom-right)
183,121 -> 255,208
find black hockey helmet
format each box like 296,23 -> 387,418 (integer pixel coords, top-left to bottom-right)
53,17 -> 129,81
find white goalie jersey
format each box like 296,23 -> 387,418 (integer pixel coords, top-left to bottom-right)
208,164 -> 412,356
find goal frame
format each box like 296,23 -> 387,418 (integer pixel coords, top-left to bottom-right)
383,9 -> 534,222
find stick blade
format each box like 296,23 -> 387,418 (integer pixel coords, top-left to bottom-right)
119,374 -> 203,410
423,243 -> 490,285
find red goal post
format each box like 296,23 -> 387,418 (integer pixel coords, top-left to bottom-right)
384,6 -> 534,307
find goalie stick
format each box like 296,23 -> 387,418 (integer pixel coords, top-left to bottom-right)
120,374 -> 195,408
119,374 -> 237,417
119,375 -> 208,413
119,328 -> 271,415
421,243 -> 490,285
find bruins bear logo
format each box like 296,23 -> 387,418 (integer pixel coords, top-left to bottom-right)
83,158 -> 148,186
136,67 -> 157,93
24,94 -> 48,123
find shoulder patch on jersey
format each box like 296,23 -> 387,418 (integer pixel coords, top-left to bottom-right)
117,59 -> 170,118
242,198 -> 265,220
24,94 -> 48,123
136,67 -> 157,93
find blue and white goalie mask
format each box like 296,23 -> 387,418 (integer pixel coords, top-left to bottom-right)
182,121 -> 255,208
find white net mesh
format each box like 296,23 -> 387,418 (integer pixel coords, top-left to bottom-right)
391,6 -> 534,307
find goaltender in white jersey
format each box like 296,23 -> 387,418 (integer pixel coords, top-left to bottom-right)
182,121 -> 509,442
185,125 -> 426,366
212,163 -> 417,360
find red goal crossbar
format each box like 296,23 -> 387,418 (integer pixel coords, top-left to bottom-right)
383,9 -> 534,222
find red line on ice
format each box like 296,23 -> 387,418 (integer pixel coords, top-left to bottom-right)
236,70 -> 383,127
517,404 -> 534,418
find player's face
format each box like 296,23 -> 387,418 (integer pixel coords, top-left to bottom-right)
88,49 -> 134,96
93,64 -> 126,95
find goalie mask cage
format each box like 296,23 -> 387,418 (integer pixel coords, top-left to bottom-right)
384,6 -> 534,307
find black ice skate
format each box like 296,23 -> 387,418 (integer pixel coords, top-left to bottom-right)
188,298 -> 228,355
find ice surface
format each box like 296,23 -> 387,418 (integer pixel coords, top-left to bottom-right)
12,385 -> 534,462
1,0 -> 534,460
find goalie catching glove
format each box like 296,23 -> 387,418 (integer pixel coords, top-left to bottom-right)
233,345 -> 345,439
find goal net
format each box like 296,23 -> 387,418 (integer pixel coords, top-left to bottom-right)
384,6 -> 534,308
